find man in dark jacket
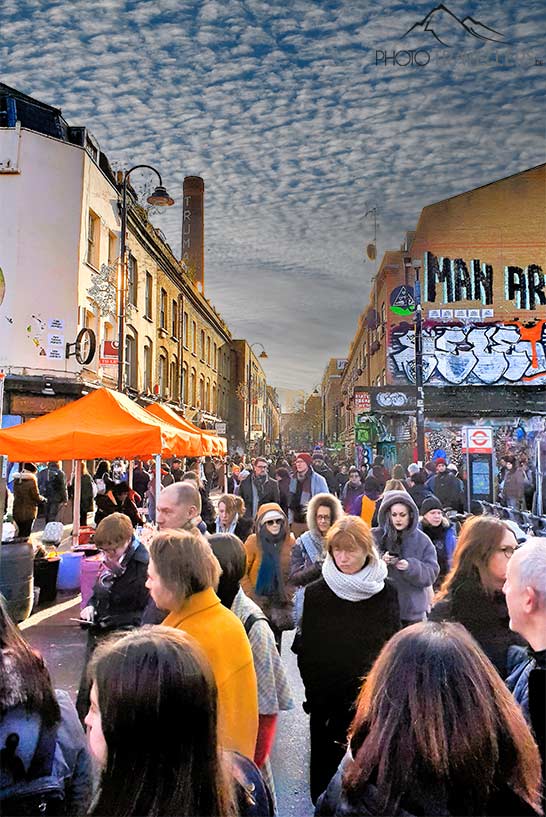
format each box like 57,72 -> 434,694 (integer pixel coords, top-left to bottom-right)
239,456 -> 280,520
44,460 -> 68,523
426,458 -> 465,512
406,468 -> 435,511
132,460 -> 150,507
504,538 -> 546,781
312,453 -> 336,493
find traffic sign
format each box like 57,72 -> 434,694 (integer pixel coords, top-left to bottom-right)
462,427 -> 493,454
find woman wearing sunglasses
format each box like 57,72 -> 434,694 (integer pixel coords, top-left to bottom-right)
430,515 -> 525,678
242,503 -> 296,650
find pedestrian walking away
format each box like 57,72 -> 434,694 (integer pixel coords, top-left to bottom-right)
316,621 -> 543,817
12,462 -> 44,538
147,528 -> 259,759
85,627 -> 273,817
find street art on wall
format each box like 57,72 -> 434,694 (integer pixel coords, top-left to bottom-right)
389,320 -> 546,386
424,251 -> 546,309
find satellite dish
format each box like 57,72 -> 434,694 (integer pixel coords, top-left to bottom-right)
367,243 -> 376,261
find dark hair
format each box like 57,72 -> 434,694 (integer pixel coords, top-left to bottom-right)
436,515 -> 517,599
89,627 -> 236,816
345,622 -> 542,815
208,533 -> 246,608
392,464 -> 405,480
112,481 -> 130,498
409,469 -> 425,485
22,462 -> 37,473
0,596 -> 60,727
95,460 -> 111,479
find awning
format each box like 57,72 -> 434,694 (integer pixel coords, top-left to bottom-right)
0,388 -> 196,461
145,403 -> 227,456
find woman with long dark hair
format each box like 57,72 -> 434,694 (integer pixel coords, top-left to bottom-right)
86,627 -> 271,817
0,596 -> 92,815
430,515 -> 524,677
317,622 -> 543,817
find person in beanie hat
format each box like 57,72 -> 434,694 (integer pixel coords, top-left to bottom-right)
242,503 -> 296,650
288,453 -> 329,537
426,459 -> 465,512
419,496 -> 457,586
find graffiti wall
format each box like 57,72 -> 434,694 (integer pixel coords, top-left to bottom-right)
389,320 -> 546,386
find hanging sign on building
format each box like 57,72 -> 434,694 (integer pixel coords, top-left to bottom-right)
353,392 -> 372,412
100,340 -> 119,366
390,285 -> 415,316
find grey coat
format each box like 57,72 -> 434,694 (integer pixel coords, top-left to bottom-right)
372,490 -> 439,622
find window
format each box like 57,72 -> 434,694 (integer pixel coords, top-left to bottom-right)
213,342 -> 217,370
160,289 -> 167,330
212,383 -> 217,414
182,363 -> 188,405
199,375 -> 205,408
200,330 -> 205,361
190,368 -> 196,407
170,356 -> 179,401
145,272 -> 153,319
87,210 -> 100,268
171,299 -> 178,338
125,330 -> 137,389
205,379 -> 210,412
159,352 -> 168,398
183,312 -> 189,347
143,340 -> 153,391
192,321 -> 197,354
108,231 -> 117,266
127,254 -> 137,306
206,336 -> 211,367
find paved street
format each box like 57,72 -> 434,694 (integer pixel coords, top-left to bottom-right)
20,565 -> 314,816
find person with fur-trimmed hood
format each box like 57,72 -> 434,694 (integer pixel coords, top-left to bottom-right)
289,492 -> 344,626
372,490 -> 439,626
419,496 -> 457,587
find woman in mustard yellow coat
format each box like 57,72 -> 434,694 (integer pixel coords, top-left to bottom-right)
146,528 -> 258,760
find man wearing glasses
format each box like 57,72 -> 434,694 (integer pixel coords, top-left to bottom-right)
239,456 -> 280,521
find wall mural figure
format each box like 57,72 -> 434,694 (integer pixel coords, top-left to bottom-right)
389,320 -> 546,387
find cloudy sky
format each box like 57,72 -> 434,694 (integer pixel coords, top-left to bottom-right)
2,0 -> 544,395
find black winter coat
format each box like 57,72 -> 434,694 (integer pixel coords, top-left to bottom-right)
89,540 -> 150,631
298,578 -> 400,715
429,569 -> 525,678
239,476 -> 280,518
406,483 -> 434,510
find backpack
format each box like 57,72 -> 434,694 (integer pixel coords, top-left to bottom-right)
243,612 -> 270,638
0,723 -> 66,816
231,751 -> 274,817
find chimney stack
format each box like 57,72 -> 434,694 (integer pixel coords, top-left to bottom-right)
182,176 -> 205,292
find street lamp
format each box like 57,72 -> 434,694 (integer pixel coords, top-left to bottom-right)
247,342 -> 267,450
118,165 -> 175,391
404,254 -> 425,464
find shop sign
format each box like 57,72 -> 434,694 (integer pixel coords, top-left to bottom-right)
252,424 -> 262,432
354,392 -> 371,412
355,427 -> 372,443
462,426 -> 493,454
215,422 -> 226,434
390,285 -> 415,315
100,340 -> 119,366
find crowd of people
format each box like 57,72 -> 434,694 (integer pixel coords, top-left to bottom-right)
1,448 -> 545,816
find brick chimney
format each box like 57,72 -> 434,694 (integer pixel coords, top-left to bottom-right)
182,176 -> 204,292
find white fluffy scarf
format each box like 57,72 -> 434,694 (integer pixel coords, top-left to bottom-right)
322,551 -> 388,601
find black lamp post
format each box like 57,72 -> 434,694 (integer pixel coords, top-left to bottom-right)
404,254 -> 425,464
247,343 -> 267,449
118,165 -> 174,391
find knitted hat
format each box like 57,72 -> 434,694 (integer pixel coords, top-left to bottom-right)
421,496 -> 443,515
434,457 -> 446,466
256,502 -> 286,526
295,452 -> 313,467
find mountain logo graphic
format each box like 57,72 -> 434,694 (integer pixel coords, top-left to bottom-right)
403,4 -> 505,48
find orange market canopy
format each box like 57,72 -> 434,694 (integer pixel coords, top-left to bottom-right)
0,388 -> 198,462
145,403 -> 227,456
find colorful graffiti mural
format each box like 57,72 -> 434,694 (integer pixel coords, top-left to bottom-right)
389,320 -> 546,386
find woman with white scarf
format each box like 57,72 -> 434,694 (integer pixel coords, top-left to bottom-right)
215,493 -> 254,540
297,515 -> 400,805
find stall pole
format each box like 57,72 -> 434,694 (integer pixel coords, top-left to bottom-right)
155,454 -> 161,513
0,373 -> 6,545
128,459 -> 134,489
72,460 -> 82,548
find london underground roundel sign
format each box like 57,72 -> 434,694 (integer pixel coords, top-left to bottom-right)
463,427 -> 493,454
